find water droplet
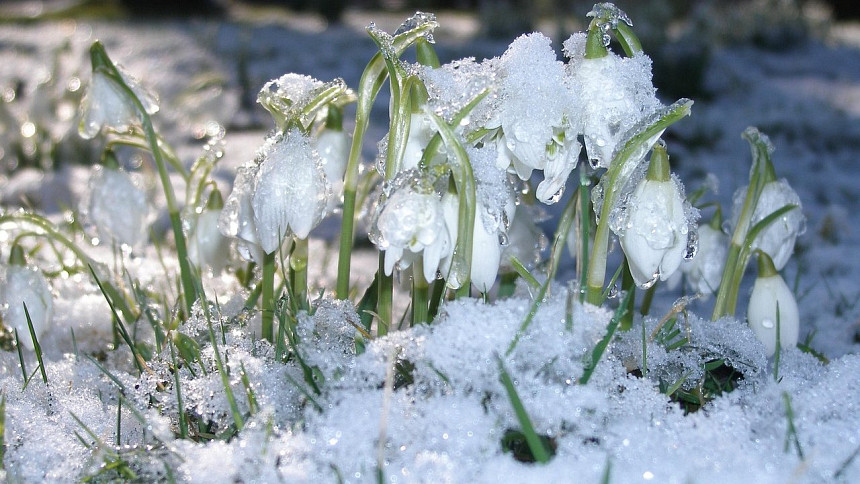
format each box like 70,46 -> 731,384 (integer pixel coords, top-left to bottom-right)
761,319 -> 775,329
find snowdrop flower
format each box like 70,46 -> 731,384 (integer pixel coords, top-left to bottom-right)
617,145 -> 691,288
254,130 -> 329,253
747,252 -> 799,356
314,125 -> 350,212
440,192 -> 506,293
373,185 -> 452,283
491,33 -> 577,202
536,127 -> 582,204
1,246 -> 52,351
682,214 -> 728,296
220,129 -> 329,259
736,179 -> 804,271
401,111 -> 442,172
79,42 -> 159,139
188,190 -> 231,274
219,163 -> 264,264
563,32 -> 661,169
84,155 -> 152,248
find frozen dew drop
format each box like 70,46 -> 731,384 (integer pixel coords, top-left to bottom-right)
394,11 -> 438,43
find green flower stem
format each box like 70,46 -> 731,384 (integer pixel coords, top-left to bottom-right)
377,256 -> 393,336
585,100 -> 693,305
427,111 -> 476,293
90,42 -> 197,315
548,185 -> 580,283
261,251 -> 276,343
711,128 -> 775,320
289,237 -> 309,311
336,21 -> 438,299
412,260 -> 430,326
0,212 -> 137,323
578,169 -> 592,303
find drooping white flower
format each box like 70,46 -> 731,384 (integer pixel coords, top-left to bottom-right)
563,32 -> 662,169
401,111 -> 441,172
732,179 -> 804,271
439,192 -> 506,293
372,186 -> 452,283
492,33 -> 578,196
79,58 -> 159,139
1,247 -> 52,351
84,164 -> 153,248
188,190 -> 232,274
252,129 -> 330,253
681,221 -> 728,296
535,127 -> 582,204
747,253 -> 799,357
314,127 -> 350,211
219,163 -> 265,264
617,147 -> 691,288
220,129 -> 330,260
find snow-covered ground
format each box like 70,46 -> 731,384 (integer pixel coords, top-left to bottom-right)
1,6 -> 859,483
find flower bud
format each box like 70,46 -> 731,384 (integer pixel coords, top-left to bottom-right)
189,190 -> 231,274
618,146 -> 689,288
747,252 -> 799,356
682,212 -> 728,296
84,161 -> 153,248
1,246 -> 53,350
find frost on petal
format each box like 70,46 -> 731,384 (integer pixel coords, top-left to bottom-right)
219,163 -> 264,264
258,74 -> 348,130
496,33 -> 572,174
618,178 -> 689,288
79,67 -> 159,139
566,35 -> 662,169
252,130 -> 329,252
85,166 -> 152,247
373,187 -> 449,281
0,265 -> 53,350
681,224 -> 728,296
420,57 -> 496,129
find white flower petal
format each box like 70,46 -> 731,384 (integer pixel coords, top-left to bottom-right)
748,274 -> 800,356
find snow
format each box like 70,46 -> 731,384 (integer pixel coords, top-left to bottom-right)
1,5 -> 860,484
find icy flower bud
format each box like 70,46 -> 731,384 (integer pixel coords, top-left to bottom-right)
618,145 -> 689,288
440,193 -> 504,293
564,32 -> 661,169
748,179 -> 804,270
496,33 -> 571,180
747,252 -> 799,356
79,41 -> 159,139
219,163 -> 264,264
252,129 -> 330,253
84,158 -> 153,248
401,110 -> 441,172
189,190 -> 232,274
374,186 -> 451,283
681,211 -> 728,296
1,246 -> 53,350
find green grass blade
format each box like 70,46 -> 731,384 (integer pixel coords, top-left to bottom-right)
580,290 -> 632,385
23,302 -> 48,385
496,355 -> 551,464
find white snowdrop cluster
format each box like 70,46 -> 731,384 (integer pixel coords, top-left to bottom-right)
373,24 -> 669,292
